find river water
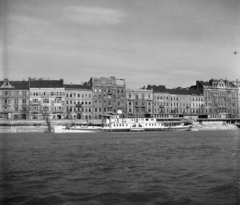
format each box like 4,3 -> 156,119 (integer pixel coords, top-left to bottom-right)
0,131 -> 240,205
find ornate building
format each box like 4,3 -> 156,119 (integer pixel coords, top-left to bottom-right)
168,88 -> 205,118
147,85 -> 170,118
147,85 -> 204,118
0,79 -> 29,119
232,79 -> 240,118
85,76 -> 126,119
29,78 -> 65,119
65,84 -> 93,120
126,88 -> 153,117
196,79 -> 239,118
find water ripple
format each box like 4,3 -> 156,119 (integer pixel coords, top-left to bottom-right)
0,130 -> 239,205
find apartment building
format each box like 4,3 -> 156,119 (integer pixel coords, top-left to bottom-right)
85,76 -> 126,119
232,79 -> 240,118
147,85 -> 204,118
168,89 -> 204,118
196,79 -> 239,118
126,88 -> 153,117
29,78 -> 65,119
147,85 -> 170,118
0,78 -> 29,119
65,84 -> 93,120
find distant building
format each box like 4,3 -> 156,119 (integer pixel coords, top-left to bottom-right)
231,79 -> 240,118
0,79 -> 29,119
85,76 -> 126,119
167,88 -> 204,118
64,84 -> 93,120
196,79 -> 239,118
126,88 -> 153,117
29,78 -> 65,119
147,85 -> 204,118
147,85 -> 170,118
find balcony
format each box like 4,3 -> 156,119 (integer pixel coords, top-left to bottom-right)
52,109 -> 64,113
30,102 -> 41,105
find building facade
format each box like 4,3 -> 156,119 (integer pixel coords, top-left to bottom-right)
168,89 -> 205,118
147,85 -> 170,118
232,79 -> 240,118
65,84 -> 93,120
126,88 -> 153,117
29,78 -> 65,119
196,79 -> 239,118
0,79 -> 29,120
85,76 -> 126,119
147,85 -> 204,118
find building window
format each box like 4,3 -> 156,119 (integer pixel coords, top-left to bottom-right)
43,99 -> 49,103
33,106 -> 39,112
32,99 -> 38,103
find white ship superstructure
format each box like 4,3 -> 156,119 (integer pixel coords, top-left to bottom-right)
103,115 -> 193,132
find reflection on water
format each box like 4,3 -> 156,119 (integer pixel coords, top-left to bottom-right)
0,130 -> 240,205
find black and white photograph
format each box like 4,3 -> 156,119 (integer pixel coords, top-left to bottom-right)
0,0 -> 240,204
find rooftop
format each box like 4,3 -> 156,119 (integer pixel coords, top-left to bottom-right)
64,84 -> 92,90
167,88 -> 203,95
0,79 -> 29,90
29,79 -> 64,88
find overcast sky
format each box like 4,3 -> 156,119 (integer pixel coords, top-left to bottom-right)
1,0 -> 240,88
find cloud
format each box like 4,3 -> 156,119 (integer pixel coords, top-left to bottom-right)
65,6 -> 126,26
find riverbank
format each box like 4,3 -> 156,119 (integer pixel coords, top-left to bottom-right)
0,119 -> 102,133
193,123 -> 239,131
0,121 -> 239,133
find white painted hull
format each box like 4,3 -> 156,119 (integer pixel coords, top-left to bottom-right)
130,128 -> 145,132
54,125 -> 102,133
102,125 -> 192,132
103,116 -> 194,132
